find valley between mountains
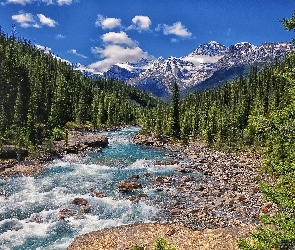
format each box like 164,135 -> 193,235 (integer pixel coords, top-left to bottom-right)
1,20 -> 295,248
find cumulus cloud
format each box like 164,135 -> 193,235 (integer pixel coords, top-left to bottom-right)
69,49 -> 87,59
95,15 -> 121,29
37,14 -> 58,27
89,44 -> 148,72
102,31 -> 135,46
128,15 -> 151,30
162,22 -> 192,37
12,12 -> 35,28
12,12 -> 57,28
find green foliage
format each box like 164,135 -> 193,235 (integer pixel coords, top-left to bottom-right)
154,238 -> 177,250
132,245 -> 143,250
169,82 -> 181,139
237,53 -> 295,249
138,29 -> 295,249
51,127 -> 66,141
0,28 -> 158,148
280,10 -> 295,44
280,10 -> 295,31
238,213 -> 295,249
65,122 -> 83,130
131,238 -> 177,250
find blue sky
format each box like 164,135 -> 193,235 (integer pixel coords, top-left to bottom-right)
0,0 -> 294,71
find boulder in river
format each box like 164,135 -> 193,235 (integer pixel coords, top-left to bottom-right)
118,180 -> 142,192
129,174 -> 140,179
59,209 -> 75,219
73,198 -> 88,206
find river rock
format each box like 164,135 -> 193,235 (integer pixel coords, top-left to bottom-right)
118,180 -> 142,192
175,166 -> 192,173
90,190 -> 106,198
0,145 -> 28,160
143,172 -> 151,177
73,198 -> 88,206
129,174 -> 140,179
80,205 -> 91,214
59,209 -> 75,219
55,131 -> 109,154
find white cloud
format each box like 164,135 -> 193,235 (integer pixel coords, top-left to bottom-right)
163,22 -> 192,37
56,33 -> 65,39
7,0 -> 33,4
12,12 -> 58,28
69,49 -> 87,59
95,14 -> 121,29
129,15 -> 151,30
6,0 -> 72,4
57,0 -> 71,5
12,12 -> 35,28
89,44 -> 148,72
171,38 -> 179,43
42,0 -> 53,4
102,31 -> 135,46
37,14 -> 58,27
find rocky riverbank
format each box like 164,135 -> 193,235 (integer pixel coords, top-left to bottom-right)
0,131 -> 108,177
132,133 -> 273,230
67,132 -> 271,250
67,223 -> 255,250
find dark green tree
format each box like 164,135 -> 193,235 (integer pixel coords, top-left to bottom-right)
169,82 -> 181,139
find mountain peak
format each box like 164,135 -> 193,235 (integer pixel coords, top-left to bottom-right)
189,41 -> 227,57
74,41 -> 294,98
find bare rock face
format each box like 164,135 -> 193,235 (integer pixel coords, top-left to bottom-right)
67,223 -> 254,250
118,180 -> 142,192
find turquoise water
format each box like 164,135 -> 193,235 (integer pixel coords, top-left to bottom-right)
0,127 -> 176,250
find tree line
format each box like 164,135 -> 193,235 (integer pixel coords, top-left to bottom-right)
1,11 -> 295,247
139,11 -> 295,248
0,27 -> 157,150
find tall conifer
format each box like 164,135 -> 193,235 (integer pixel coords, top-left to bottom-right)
170,81 -> 180,139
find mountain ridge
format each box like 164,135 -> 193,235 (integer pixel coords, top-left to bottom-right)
74,41 -> 294,97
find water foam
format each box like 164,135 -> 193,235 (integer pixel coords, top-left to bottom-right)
0,127 -> 171,249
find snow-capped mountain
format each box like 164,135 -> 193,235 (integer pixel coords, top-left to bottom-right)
188,41 -> 227,57
103,58 -> 153,82
127,41 -> 293,97
74,41 -> 294,97
73,63 -> 103,77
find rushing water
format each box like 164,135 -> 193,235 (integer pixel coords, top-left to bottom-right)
0,127 -> 177,250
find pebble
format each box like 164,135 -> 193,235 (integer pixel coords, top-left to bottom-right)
133,133 -> 275,231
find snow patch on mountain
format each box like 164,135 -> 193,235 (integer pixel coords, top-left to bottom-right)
74,41 -> 294,97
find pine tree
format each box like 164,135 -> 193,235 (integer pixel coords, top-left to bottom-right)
169,82 -> 181,139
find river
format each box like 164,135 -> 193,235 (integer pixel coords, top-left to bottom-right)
0,127 -> 177,250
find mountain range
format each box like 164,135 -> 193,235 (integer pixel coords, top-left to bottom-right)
74,41 -> 294,98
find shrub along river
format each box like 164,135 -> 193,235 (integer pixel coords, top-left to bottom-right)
0,127 -> 180,249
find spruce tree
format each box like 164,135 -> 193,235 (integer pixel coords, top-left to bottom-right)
170,81 -> 181,139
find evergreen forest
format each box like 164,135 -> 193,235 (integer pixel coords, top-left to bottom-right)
1,9 -> 295,249
0,27 -> 158,150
